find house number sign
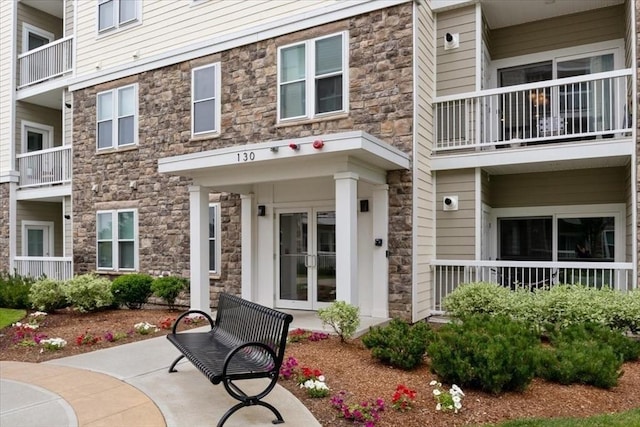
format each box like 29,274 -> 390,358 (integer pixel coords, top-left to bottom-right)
237,151 -> 256,162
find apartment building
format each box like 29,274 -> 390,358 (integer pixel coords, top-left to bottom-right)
0,0 -> 636,322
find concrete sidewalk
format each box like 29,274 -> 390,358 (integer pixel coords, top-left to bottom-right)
1,333 -> 321,427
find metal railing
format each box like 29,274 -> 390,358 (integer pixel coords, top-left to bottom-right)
431,259 -> 634,314
434,69 -> 633,151
13,257 -> 74,281
17,36 -> 73,88
17,145 -> 71,188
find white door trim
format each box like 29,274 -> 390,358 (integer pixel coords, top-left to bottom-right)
22,220 -> 54,257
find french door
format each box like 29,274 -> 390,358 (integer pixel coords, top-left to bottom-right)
276,208 -> 336,310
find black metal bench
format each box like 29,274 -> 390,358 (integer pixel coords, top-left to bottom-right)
166,293 -> 294,426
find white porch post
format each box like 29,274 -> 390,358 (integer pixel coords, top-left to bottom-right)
334,172 -> 359,304
372,184 -> 389,318
188,185 -> 211,316
240,194 -> 254,301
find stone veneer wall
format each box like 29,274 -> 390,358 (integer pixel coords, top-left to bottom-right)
0,183 -> 10,272
72,3 -> 414,316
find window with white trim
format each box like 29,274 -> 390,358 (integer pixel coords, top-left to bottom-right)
192,64 -> 221,135
22,24 -> 54,53
209,204 -> 221,274
97,84 -> 137,150
278,32 -> 348,121
98,0 -> 140,33
97,209 -> 138,271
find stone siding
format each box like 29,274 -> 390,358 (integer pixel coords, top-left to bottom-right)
72,3 -> 414,316
0,183 -> 10,272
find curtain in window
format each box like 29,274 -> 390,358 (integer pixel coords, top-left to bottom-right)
280,45 -> 306,118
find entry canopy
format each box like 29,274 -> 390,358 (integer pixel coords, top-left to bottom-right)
158,131 -> 411,192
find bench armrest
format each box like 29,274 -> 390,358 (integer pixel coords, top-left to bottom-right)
171,310 -> 215,334
223,341 -> 278,378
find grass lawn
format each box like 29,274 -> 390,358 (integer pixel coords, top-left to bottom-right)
495,408 -> 640,426
0,308 -> 26,329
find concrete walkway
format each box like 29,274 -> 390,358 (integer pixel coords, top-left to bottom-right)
1,310 -> 388,427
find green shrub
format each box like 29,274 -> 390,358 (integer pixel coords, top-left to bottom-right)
65,273 -> 114,312
29,278 -> 68,312
151,276 -> 187,310
443,282 -> 513,319
111,273 -> 153,309
362,318 -> 434,370
547,322 -> 640,363
538,339 -> 622,389
428,315 -> 540,394
317,301 -> 360,342
0,271 -> 35,309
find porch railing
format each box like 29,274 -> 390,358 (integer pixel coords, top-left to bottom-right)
431,259 -> 634,314
434,69 -> 633,151
17,36 -> 73,88
13,257 -> 74,281
17,145 -> 71,188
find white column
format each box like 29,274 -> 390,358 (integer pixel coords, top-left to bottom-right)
240,194 -> 254,301
188,185 -> 211,316
372,184 -> 389,318
334,172 -> 358,304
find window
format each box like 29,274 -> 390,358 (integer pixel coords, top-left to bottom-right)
209,204 -> 220,273
192,64 -> 221,135
98,0 -> 140,33
97,84 -> 137,150
22,24 -> 54,53
97,209 -> 137,270
278,32 -> 347,121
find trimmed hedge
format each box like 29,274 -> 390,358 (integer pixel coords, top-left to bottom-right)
111,273 -> 153,309
362,319 -> 434,370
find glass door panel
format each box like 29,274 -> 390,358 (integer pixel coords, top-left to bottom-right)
316,211 -> 336,304
279,212 -> 309,304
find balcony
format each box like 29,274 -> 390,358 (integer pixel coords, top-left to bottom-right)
434,69 -> 633,152
17,36 -> 73,89
13,257 -> 74,281
17,146 -> 71,188
431,259 -> 634,314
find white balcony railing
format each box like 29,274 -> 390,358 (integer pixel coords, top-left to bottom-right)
431,259 -> 634,314
434,69 -> 633,152
18,36 -> 73,88
17,145 -> 72,188
13,257 -> 74,281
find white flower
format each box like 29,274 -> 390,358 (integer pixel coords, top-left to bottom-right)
452,395 -> 461,404
451,384 -> 465,396
454,401 -> 462,410
432,389 -> 441,396
436,403 -> 442,411
429,380 -> 438,386
318,375 -> 325,382
31,311 -> 48,317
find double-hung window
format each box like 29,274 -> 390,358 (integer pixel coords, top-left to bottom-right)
192,64 -> 221,135
278,32 -> 348,121
98,0 -> 140,33
209,204 -> 220,274
97,209 -> 138,271
97,84 -> 137,150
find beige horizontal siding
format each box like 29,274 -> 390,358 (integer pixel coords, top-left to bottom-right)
490,5 -> 624,60
0,1 -> 13,174
75,0 -> 344,77
436,169 -> 476,260
489,167 -> 627,208
436,5 -> 476,96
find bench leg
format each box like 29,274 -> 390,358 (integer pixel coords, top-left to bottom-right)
168,354 -> 185,373
217,400 -> 284,427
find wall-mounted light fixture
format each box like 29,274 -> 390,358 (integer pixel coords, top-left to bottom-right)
443,195 -> 459,211
444,32 -> 459,50
91,184 -> 99,193
360,200 -> 369,212
129,181 -> 137,190
64,214 -> 71,220
64,102 -> 72,109
257,205 -> 266,216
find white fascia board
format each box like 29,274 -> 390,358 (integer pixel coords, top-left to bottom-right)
16,184 -> 71,200
69,0 -> 410,92
158,131 -> 410,176
431,140 -> 634,171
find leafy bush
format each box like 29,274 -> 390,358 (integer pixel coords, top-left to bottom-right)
547,322 -> 640,363
443,282 -> 513,319
0,271 -> 35,309
29,278 -> 68,312
317,301 -> 360,342
428,315 -> 540,394
538,338 -> 622,389
65,273 -> 114,312
362,318 -> 434,370
111,273 -> 153,309
151,276 -> 187,310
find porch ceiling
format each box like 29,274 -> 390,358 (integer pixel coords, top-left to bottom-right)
158,131 -> 410,191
